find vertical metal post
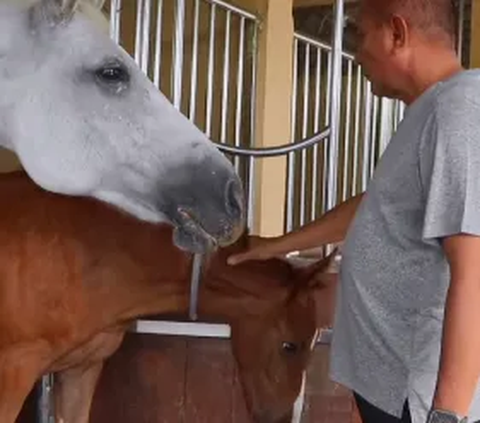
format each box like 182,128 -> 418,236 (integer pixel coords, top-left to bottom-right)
37,374 -> 54,423
153,0 -> 164,88
220,11 -> 232,144
362,79 -> 373,191
109,0 -> 122,44
326,0 -> 344,211
457,0 -> 465,62
172,0 -> 186,109
134,0 -> 145,66
205,4 -> 217,138
188,0 -> 200,120
234,17 -> 246,168
140,0 -> 152,74
342,58 -> 353,201
378,97 -> 394,156
247,23 -> 259,230
299,43 -> 311,226
286,37 -> 299,232
351,64 -> 362,196
189,253 -> 203,320
310,46 -> 322,221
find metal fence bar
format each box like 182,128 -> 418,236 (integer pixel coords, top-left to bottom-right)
134,0 -> 145,67
299,43 -> 311,225
351,64 -> 362,196
342,58 -> 353,201
188,0 -> 200,120
220,11 -> 232,144
323,50 -> 332,213
205,3 -> 217,137
141,0 -> 152,74
246,23 -> 259,230
326,0 -> 344,212
361,80 -> 372,191
153,0 -> 164,88
37,374 -> 54,423
233,16 -> 246,171
286,37 -> 299,231
172,0 -> 186,109
109,0 -> 122,43
310,46 -> 322,221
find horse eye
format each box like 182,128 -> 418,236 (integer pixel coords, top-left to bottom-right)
281,342 -> 299,354
95,64 -> 129,85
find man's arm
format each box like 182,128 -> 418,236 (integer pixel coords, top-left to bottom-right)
228,193 -> 363,264
431,233 -> 480,417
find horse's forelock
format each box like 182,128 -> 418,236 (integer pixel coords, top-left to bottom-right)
1,0 -> 108,29
200,236 -> 298,302
0,0 -> 104,10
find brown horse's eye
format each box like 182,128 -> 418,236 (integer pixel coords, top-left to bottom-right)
281,342 -> 299,354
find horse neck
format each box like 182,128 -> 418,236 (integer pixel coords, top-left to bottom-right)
194,258 -> 291,324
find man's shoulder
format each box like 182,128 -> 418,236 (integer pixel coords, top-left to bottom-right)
433,69 -> 480,115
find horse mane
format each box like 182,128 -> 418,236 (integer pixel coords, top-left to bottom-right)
199,230 -> 301,302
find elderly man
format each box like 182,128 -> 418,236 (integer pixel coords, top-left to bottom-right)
227,1 -> 480,423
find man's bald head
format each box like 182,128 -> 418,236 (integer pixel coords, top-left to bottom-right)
360,0 -> 457,46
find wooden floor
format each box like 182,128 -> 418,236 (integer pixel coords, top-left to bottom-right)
17,334 -> 360,423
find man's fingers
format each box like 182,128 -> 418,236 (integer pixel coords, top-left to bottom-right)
227,254 -> 244,265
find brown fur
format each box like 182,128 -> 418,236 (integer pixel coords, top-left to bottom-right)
0,171 -> 337,423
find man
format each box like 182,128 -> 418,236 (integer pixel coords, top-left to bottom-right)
227,1 -> 480,423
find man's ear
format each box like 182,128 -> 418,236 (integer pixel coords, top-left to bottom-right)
390,14 -> 409,51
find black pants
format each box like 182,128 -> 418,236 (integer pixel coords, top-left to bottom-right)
353,392 -> 412,423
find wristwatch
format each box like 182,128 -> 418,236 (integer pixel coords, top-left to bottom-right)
427,409 -> 468,423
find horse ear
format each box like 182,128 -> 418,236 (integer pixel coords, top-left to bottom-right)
286,246 -> 341,290
29,0 -> 81,29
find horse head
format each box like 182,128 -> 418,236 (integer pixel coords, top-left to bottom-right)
201,235 -> 340,423
0,0 -> 245,253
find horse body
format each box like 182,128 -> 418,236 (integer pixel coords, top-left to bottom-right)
0,0 -> 245,254
0,172 -> 336,423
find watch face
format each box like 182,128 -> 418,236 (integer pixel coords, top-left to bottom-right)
429,410 -> 467,423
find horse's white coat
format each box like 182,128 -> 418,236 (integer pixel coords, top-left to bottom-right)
0,0 -> 243,249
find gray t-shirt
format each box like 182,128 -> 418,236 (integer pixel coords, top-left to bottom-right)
330,69 -> 480,423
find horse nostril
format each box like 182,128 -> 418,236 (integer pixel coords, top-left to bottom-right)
225,177 -> 244,221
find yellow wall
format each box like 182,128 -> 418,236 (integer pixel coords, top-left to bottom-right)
471,0 -> 480,68
250,0 -> 293,236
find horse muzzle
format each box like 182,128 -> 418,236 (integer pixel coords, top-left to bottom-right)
163,167 -> 245,254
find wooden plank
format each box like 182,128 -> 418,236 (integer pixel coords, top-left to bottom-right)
90,333 -> 188,423
183,338 -> 236,423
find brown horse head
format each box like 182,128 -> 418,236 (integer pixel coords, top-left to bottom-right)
200,235 -> 339,423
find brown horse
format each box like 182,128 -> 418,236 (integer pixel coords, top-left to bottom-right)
0,171 -> 337,423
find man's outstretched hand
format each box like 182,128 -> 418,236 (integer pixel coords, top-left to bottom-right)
227,236 -> 283,265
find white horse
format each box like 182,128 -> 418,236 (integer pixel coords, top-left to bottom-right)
0,0 -> 245,253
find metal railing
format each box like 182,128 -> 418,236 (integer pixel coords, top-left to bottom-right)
109,0 -> 260,228
286,32 -> 405,232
